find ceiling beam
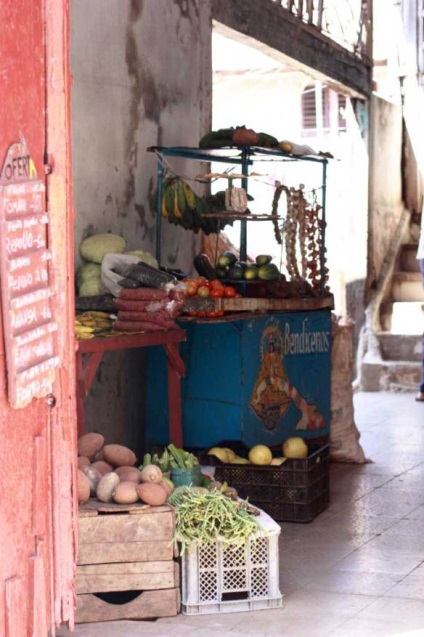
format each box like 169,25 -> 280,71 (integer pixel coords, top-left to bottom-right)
212,0 -> 372,99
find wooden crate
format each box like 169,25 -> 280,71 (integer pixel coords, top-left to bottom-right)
76,500 -> 180,623
76,588 -> 180,623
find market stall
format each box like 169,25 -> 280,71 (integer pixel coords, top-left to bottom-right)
144,137 -> 333,452
73,131 -> 334,623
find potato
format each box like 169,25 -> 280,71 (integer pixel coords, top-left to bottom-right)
77,456 -> 90,470
77,469 -> 90,504
158,478 -> 173,497
139,464 -> 162,483
137,482 -> 168,506
103,444 -> 136,468
96,472 -> 120,503
112,481 -> 139,504
91,460 -> 113,476
115,466 -> 141,483
77,432 -> 105,461
82,465 -> 103,496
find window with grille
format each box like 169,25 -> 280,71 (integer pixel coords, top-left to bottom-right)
301,84 -> 347,135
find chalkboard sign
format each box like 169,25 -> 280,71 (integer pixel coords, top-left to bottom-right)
0,141 -> 59,408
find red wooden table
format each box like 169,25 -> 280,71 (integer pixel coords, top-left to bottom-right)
75,329 -> 186,446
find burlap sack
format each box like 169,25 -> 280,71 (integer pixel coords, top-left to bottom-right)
330,319 -> 368,463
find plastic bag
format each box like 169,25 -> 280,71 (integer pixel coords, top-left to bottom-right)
101,253 -> 143,297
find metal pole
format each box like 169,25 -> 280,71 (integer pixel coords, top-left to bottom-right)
156,157 -> 165,265
240,148 -> 249,262
320,159 -> 327,294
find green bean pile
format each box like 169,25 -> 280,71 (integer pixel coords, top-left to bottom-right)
168,487 -> 261,554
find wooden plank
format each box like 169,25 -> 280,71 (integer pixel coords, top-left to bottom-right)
78,510 -> 174,544
79,499 -> 171,515
183,294 -> 334,313
79,499 -> 152,515
78,508 -> 98,518
77,540 -> 174,565
75,587 -> 180,623
76,561 -> 179,594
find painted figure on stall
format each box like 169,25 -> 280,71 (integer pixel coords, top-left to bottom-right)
250,324 -> 326,431
416,218 -> 424,402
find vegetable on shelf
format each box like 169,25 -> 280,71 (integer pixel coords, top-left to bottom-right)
167,486 -> 261,554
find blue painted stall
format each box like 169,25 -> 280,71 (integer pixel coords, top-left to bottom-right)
146,309 -> 331,450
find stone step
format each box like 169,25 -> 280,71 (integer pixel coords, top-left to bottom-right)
360,357 -> 421,392
381,360 -> 421,391
390,301 -> 423,335
400,243 -> 420,273
392,271 -> 424,302
377,331 -> 421,361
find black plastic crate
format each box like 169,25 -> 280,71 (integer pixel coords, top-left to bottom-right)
211,444 -> 330,523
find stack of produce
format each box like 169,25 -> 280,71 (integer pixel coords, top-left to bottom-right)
76,233 -> 126,297
206,437 -> 309,466
167,486 -> 260,554
199,125 -> 278,149
76,232 -> 160,298
214,251 -> 280,282
74,310 -> 115,340
77,433 -> 173,507
112,286 -> 186,332
161,177 -> 235,235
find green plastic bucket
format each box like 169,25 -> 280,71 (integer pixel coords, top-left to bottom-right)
171,465 -> 201,487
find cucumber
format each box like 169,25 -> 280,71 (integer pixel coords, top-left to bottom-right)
228,263 -> 244,280
216,266 -> 229,279
258,263 -> 280,281
244,264 -> 259,280
255,254 -> 273,266
217,251 -> 237,268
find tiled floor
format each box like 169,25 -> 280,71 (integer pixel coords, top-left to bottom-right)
58,391 -> 424,637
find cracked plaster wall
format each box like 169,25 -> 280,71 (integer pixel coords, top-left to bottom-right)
70,0 -> 211,449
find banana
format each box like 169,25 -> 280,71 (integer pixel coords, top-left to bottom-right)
75,325 -> 94,334
194,194 -> 206,217
161,191 -> 168,217
76,331 -> 95,340
77,319 -> 97,328
87,311 -> 111,319
93,319 -> 113,328
173,187 -> 183,218
182,181 -> 196,210
164,180 -> 177,217
176,179 -> 187,215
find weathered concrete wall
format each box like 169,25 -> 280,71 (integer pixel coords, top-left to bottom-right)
71,0 -> 211,272
70,0 -> 212,450
367,96 -> 404,296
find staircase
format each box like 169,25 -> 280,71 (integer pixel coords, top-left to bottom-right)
376,243 -> 423,391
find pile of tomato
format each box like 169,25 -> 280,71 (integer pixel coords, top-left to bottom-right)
182,277 -> 241,318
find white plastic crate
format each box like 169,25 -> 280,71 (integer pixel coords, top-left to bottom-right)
181,509 -> 283,615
